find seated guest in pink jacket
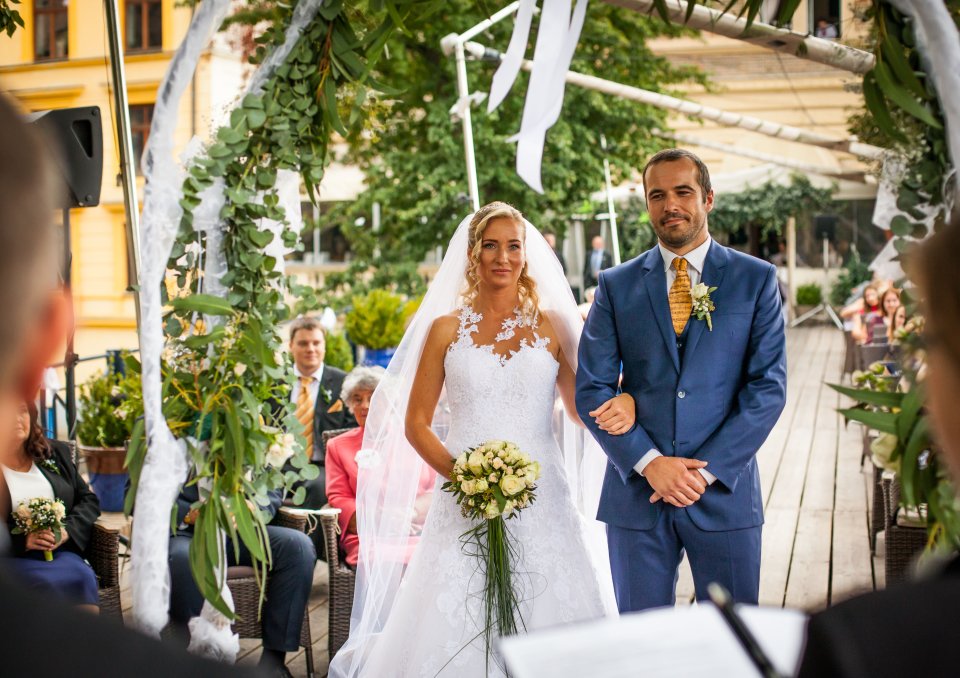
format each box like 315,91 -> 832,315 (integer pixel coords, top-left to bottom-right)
325,366 -> 383,568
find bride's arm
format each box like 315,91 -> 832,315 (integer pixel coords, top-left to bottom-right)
405,316 -> 459,479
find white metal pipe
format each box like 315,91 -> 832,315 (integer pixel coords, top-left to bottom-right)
602,0 -> 876,75
464,40 -> 884,160
655,129 -> 867,180
601,134 -> 622,265
460,0 -> 524,44
454,40 -> 481,211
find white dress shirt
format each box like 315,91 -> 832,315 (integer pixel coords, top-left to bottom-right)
633,237 -> 717,485
291,364 -> 325,406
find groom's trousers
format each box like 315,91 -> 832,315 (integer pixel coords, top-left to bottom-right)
607,506 -> 761,612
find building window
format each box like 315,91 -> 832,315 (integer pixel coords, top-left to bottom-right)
129,104 -> 154,168
34,0 -> 69,61
125,0 -> 162,52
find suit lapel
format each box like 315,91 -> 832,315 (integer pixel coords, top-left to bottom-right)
640,249 -> 680,373
38,461 -> 72,511
681,240 -> 728,369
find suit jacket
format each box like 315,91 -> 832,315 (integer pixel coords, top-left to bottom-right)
324,426 -> 364,566
6,440 -> 100,557
798,557 -> 960,677
174,481 -> 282,535
575,241 -> 786,532
583,249 -> 613,289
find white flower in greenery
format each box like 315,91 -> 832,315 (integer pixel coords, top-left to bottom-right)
266,443 -> 292,469
488,473 -> 498,483
110,386 -> 122,397
53,502 -> 66,520
113,407 -> 127,420
484,503 -> 500,519
492,457 -> 504,470
461,479 -> 478,496
233,363 -> 248,377
474,479 -> 489,494
691,282 -> 710,300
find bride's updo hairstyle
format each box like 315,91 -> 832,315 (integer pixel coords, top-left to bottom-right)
464,201 -> 541,324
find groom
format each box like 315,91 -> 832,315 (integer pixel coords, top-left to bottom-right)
576,149 -> 786,610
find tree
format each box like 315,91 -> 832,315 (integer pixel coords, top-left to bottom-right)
334,1 -> 706,265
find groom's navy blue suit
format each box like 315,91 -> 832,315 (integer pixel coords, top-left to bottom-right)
576,240 -> 786,611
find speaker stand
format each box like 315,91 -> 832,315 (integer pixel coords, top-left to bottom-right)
791,236 -> 844,330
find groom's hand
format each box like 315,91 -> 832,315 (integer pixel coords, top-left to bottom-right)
644,457 -> 708,507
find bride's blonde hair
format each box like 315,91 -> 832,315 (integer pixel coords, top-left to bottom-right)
463,201 -> 541,324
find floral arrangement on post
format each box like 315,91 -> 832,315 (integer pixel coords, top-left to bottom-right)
442,440 -> 541,671
76,363 -> 142,449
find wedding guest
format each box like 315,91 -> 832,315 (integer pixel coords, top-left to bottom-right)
0,91 -> 261,677
286,316 -> 355,509
578,286 -> 597,321
888,305 -> 908,345
815,18 -> 838,39
543,231 -> 567,274
797,215 -> 960,678
850,284 -> 882,344
583,235 -> 612,290
168,481 -> 315,676
3,400 -> 99,611
326,366 -> 435,568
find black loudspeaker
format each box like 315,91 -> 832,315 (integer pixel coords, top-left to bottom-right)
27,106 -> 103,208
814,214 -> 837,241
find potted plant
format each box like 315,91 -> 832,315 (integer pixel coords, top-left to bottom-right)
76,365 -> 141,512
324,329 -> 355,372
345,289 -> 419,367
795,283 -> 823,318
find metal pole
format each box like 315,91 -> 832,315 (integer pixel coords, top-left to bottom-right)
786,215 -> 796,322
454,40 -> 481,211
104,0 -> 143,329
601,134 -> 621,266
62,206 -> 78,439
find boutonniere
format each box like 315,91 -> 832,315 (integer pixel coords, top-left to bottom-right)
319,385 -> 333,405
691,282 -> 718,331
40,458 -> 60,475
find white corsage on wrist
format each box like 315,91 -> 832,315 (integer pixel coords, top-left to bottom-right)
691,283 -> 718,331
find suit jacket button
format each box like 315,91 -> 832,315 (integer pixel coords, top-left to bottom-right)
678,390 -> 686,399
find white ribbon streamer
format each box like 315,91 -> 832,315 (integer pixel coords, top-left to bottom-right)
487,0 -> 536,113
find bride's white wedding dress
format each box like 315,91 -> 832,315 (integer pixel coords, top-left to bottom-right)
357,307 -> 610,677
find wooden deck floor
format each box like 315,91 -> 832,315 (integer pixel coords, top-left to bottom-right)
114,325 -> 873,676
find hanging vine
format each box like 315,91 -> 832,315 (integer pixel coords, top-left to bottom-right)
126,0 -> 443,616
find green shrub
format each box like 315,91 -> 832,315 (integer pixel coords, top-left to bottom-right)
796,283 -> 823,306
829,253 -> 872,307
345,289 -> 418,349
325,331 -> 355,372
76,365 -> 141,448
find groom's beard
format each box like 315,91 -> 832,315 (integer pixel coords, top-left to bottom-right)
654,211 -> 707,250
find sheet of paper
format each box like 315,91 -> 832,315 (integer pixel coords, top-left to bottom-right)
499,604 -> 807,678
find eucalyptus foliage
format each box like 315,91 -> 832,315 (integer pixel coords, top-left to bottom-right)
126,0 -> 445,618
707,175 -> 836,240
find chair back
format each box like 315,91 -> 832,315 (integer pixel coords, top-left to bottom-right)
322,427 -> 355,448
858,343 -> 891,367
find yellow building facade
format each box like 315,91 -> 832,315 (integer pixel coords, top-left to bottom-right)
0,0 -> 244,380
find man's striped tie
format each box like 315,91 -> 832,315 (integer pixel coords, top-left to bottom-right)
669,257 -> 693,335
295,376 -> 315,460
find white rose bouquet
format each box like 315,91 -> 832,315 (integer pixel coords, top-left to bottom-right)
11,497 -> 67,561
442,440 -> 541,666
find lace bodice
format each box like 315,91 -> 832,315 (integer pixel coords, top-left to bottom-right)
443,306 -> 559,456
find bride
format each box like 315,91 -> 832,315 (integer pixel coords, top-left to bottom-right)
329,202 -> 632,677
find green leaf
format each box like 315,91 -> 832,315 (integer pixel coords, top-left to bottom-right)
899,417 -> 930,507
169,293 -> 235,316
319,0 -> 342,20
246,108 -> 267,129
862,72 -> 908,143
897,386 -> 924,442
292,486 -> 307,505
838,407 -> 899,434
248,229 -> 275,248
323,77 -> 349,137
828,383 -> 904,409
301,464 -> 320,481
880,36 -> 927,100
890,215 -> 912,237
873,59 -> 942,129
232,491 -> 265,560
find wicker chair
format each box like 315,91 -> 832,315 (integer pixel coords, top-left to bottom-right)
90,520 -> 123,618
882,476 -> 928,586
319,508 -> 355,660
225,507 -> 316,677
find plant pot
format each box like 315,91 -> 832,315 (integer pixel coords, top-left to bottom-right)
362,347 -> 397,368
78,444 -> 128,512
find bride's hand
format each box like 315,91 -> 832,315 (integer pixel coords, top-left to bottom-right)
589,393 -> 636,436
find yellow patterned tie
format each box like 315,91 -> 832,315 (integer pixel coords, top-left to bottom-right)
669,257 -> 693,335
295,376 -> 315,460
